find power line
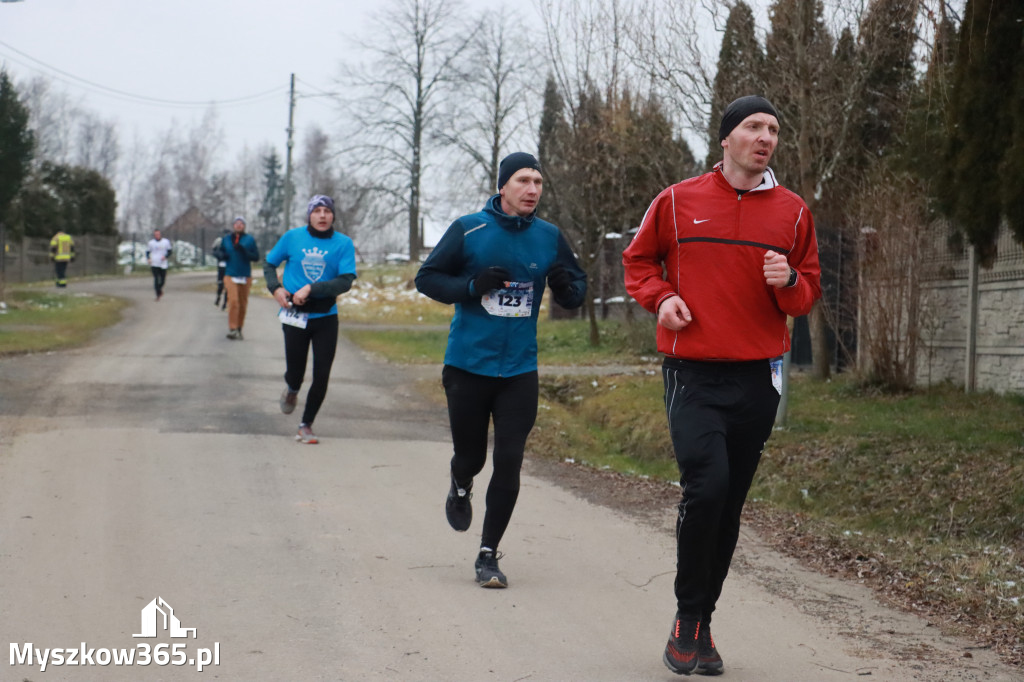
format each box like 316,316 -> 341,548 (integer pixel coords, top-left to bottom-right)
0,39 -> 287,109
295,76 -> 341,99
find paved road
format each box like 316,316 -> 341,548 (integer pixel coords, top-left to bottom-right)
0,272 -> 1018,681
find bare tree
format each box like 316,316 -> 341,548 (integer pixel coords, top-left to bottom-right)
297,127 -> 340,201
143,137 -> 174,233
340,0 -> 476,259
75,110 -> 119,179
434,7 -> 539,201
853,170 -> 931,390
538,0 -> 634,108
115,131 -> 152,237
537,0 -> 698,343
626,0 -> 731,154
229,144 -> 272,230
169,108 -> 224,211
18,76 -> 79,167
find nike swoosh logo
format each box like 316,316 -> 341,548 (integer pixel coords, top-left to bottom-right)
693,218 -> 710,224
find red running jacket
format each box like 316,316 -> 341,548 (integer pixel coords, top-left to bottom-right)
623,165 -> 821,361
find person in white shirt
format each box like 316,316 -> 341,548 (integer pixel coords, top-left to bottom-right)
146,229 -> 173,301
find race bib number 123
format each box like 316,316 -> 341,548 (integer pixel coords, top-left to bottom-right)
481,281 -> 534,318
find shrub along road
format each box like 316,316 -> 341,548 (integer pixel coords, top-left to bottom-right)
0,272 -> 1017,681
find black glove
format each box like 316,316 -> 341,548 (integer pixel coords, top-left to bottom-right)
472,266 -> 512,294
547,264 -> 574,295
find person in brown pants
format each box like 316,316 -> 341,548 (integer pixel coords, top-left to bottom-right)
222,216 -> 260,340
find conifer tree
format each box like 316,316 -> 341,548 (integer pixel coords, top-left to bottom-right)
1000,28 -> 1024,244
257,150 -> 285,234
941,0 -> 1024,263
538,81 -> 695,343
537,76 -> 571,230
856,0 -> 919,161
706,2 -> 765,170
0,70 -> 34,231
18,162 -> 116,238
902,10 -> 957,192
763,0 -> 833,193
764,0 -> 835,379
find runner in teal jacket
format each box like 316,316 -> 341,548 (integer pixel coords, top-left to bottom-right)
416,194 -> 586,377
415,152 -> 586,590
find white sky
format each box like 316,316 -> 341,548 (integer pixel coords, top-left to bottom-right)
0,0 -> 431,158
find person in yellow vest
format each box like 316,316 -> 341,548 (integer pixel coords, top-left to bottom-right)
49,230 -> 76,288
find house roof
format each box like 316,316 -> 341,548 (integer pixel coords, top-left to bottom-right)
162,206 -> 220,236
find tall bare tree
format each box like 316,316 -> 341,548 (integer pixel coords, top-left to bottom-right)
297,127 -> 339,202
74,110 -> 119,179
705,2 -> 766,169
627,0 -> 731,154
115,132 -> 151,236
170,108 -> 224,211
434,7 -> 538,201
342,0 -> 475,259
18,76 -> 78,167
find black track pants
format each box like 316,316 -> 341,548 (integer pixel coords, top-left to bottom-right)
442,365 -> 538,551
151,267 -> 167,296
663,357 -> 780,620
282,314 -> 338,426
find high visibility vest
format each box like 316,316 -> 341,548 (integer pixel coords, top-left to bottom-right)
50,233 -> 75,261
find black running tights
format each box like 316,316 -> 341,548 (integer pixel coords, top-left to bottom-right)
442,365 -> 538,551
282,314 -> 338,426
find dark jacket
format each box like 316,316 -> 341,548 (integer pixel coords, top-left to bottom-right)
416,195 -> 587,378
222,232 -> 260,278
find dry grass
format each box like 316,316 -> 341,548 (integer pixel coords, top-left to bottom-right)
526,371 -> 1024,667
0,289 -> 126,355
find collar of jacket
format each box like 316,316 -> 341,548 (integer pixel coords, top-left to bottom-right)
483,194 -> 536,231
306,224 -> 335,239
711,161 -> 779,193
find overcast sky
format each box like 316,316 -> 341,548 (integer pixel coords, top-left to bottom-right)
0,0 -> 471,159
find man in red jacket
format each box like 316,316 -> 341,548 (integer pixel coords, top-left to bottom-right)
623,95 -> 821,676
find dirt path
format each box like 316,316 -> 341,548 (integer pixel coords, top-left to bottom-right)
0,272 -> 1018,681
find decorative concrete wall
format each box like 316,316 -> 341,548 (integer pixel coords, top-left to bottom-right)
916,227 -> 1024,395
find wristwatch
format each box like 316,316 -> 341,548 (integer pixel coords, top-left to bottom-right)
786,267 -> 798,288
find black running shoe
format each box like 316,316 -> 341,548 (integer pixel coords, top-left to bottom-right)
663,612 -> 700,675
445,474 -> 472,531
474,549 -> 507,588
696,621 -> 723,675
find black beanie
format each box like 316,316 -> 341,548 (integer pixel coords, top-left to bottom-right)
718,95 -> 779,141
497,152 -> 542,190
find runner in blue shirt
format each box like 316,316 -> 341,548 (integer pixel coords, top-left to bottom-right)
264,195 -> 357,444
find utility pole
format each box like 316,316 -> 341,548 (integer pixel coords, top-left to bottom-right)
283,73 -> 296,232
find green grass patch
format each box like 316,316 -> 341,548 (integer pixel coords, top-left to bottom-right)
0,289 -> 126,355
338,278 -> 1024,634
527,369 -> 1024,636
758,377 -> 1024,542
343,314 -> 661,366
531,374 -> 677,480
343,328 -> 448,363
